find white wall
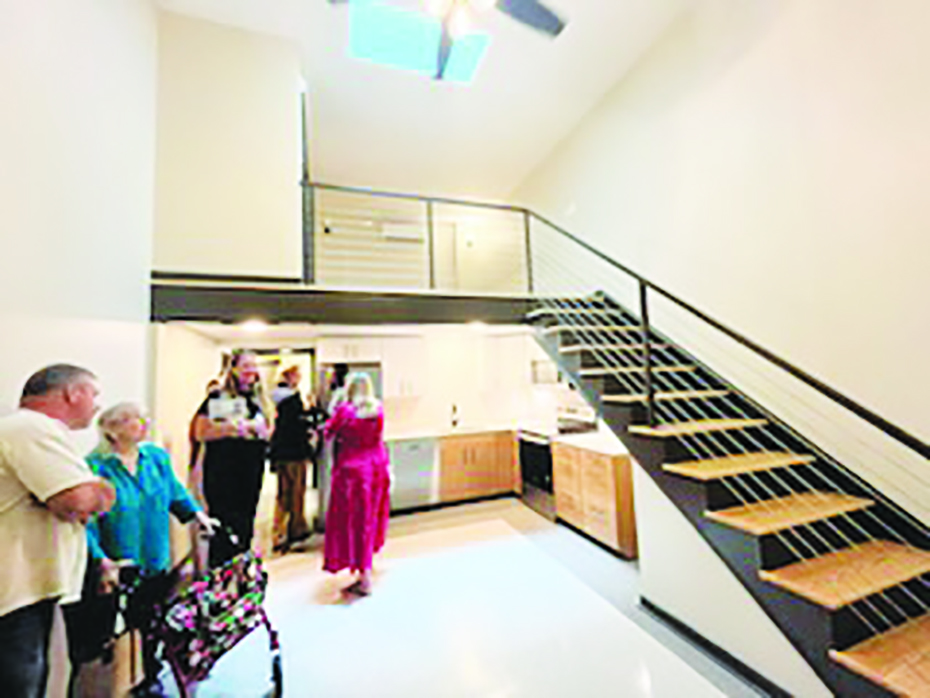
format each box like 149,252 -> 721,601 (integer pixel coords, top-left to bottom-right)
516,0 -> 930,522
0,0 -> 156,412
0,0 -> 156,430
633,466 -> 832,697
153,11 -> 304,279
151,323 -> 223,475
516,2 -> 930,690
0,1 -> 158,694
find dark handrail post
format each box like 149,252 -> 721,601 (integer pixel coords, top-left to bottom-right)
426,200 -> 436,290
524,210 -> 534,294
640,281 -> 656,427
302,182 -> 315,285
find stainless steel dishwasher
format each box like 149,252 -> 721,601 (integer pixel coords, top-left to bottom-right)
387,437 -> 438,511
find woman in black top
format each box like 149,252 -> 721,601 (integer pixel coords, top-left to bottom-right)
193,351 -> 270,566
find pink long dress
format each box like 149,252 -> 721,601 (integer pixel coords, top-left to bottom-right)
323,402 -> 391,574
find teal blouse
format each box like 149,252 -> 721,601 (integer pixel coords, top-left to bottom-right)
87,442 -> 201,575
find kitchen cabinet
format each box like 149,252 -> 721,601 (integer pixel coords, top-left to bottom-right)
316,336 -> 382,363
551,441 -> 637,558
439,431 -> 517,503
382,336 -> 426,398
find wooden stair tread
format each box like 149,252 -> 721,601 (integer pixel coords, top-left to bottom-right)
559,343 -> 669,353
760,541 -> 930,609
629,419 -> 767,438
830,614 -> 930,697
527,307 -> 626,319
603,390 -> 729,404
705,492 -> 874,535
542,325 -> 641,334
579,366 -> 697,376
664,452 -> 815,480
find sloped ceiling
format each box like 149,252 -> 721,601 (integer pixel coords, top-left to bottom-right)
158,0 -> 688,200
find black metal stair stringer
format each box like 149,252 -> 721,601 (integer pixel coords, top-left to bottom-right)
529,307 -> 903,698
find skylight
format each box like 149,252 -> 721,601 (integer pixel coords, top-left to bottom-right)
349,1 -> 489,84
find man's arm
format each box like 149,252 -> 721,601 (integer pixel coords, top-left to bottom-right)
46,479 -> 115,524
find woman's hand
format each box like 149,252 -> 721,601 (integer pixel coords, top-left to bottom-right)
251,417 -> 270,440
97,558 -> 134,594
194,511 -> 221,536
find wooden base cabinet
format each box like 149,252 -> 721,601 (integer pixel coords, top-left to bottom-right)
439,432 -> 516,503
552,442 -> 637,558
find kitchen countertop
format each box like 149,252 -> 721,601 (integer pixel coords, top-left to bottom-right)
385,427 -> 517,442
551,429 -> 629,456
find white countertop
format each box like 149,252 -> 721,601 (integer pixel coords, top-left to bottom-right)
385,427 -> 516,442
552,428 -> 629,456
384,423 -> 628,457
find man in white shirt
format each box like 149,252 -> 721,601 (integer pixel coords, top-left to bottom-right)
0,364 -> 116,698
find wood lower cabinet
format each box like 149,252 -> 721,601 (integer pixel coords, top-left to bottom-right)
440,432 -> 516,503
552,442 -> 637,558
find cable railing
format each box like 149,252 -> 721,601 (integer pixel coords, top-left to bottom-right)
299,181 -> 929,524
530,293 -> 930,640
526,221 -> 930,645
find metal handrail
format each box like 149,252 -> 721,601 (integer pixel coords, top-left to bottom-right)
303,180 -> 929,462
306,180 -> 524,213
527,210 -> 930,461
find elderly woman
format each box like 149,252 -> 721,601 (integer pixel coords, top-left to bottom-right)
84,402 -> 215,697
323,373 -> 392,596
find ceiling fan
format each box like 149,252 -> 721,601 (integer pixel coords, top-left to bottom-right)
328,0 -> 567,81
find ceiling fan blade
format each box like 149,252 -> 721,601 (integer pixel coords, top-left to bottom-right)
496,0 -> 565,37
436,22 -> 454,80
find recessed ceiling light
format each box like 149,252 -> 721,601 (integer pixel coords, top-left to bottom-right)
241,319 -> 268,334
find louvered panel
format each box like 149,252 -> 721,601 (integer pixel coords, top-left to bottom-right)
315,189 -> 429,290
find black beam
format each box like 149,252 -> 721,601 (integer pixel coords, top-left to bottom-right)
151,283 -> 532,325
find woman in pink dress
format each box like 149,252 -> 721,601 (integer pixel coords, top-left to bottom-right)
323,372 -> 392,596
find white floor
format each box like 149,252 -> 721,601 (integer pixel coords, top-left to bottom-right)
169,500 -> 765,698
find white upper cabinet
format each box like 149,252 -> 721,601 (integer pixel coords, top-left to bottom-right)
382,336 -> 426,398
316,336 -> 383,364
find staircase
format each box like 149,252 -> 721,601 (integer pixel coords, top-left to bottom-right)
529,297 -> 930,697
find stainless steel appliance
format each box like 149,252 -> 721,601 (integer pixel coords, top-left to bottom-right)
518,431 -> 556,520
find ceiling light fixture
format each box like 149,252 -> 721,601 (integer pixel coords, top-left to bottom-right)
240,319 -> 268,334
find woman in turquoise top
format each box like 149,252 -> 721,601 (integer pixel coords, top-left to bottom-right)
85,402 -> 216,697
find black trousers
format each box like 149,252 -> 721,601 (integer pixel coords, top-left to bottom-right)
0,599 -> 55,698
203,455 -> 265,566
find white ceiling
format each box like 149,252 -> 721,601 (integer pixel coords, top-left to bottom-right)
157,0 -> 687,200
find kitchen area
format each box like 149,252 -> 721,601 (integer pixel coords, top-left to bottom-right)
151,320 -> 637,560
